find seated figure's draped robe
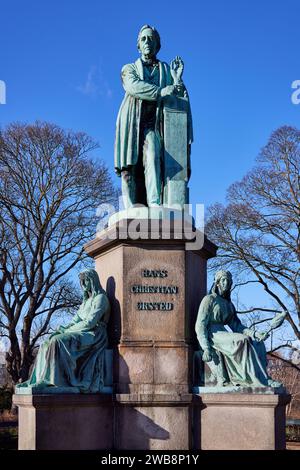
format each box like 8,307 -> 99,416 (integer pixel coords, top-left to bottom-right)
18,292 -> 110,393
195,293 -> 270,387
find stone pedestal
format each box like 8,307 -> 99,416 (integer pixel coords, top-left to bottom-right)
84,218 -> 215,449
114,393 -> 192,450
13,394 -> 113,450
193,393 -> 291,450
85,219 -> 216,396
14,390 -> 290,450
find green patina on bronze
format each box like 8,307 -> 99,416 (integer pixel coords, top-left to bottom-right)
114,25 -> 193,209
16,269 -> 110,394
195,270 -> 286,389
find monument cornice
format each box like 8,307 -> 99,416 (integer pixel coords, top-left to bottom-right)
84,221 -> 217,260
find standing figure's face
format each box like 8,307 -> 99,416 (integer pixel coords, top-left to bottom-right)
217,275 -> 231,296
138,28 -> 157,58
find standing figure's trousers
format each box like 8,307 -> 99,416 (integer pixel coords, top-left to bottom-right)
121,128 -> 161,208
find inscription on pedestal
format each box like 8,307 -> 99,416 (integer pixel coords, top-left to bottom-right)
137,302 -> 174,311
131,268 -> 179,311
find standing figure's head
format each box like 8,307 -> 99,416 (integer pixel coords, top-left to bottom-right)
210,270 -> 233,300
79,269 -> 102,300
137,24 -> 161,60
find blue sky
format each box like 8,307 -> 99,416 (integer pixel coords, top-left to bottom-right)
1,0 -> 299,211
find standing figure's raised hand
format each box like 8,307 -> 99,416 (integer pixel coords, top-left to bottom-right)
170,56 -> 184,84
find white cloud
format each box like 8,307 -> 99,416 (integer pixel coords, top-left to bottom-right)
77,65 -> 113,99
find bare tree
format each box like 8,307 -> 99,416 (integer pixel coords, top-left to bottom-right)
206,126 -> 300,360
0,122 -> 117,383
267,352 -> 300,416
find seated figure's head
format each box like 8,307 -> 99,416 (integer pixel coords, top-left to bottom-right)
137,25 -> 161,59
79,269 -> 102,300
211,270 -> 233,300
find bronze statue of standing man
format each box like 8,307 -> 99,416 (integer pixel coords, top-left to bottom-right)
114,25 -> 193,209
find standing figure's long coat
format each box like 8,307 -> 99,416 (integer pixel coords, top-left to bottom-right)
114,58 -> 193,175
